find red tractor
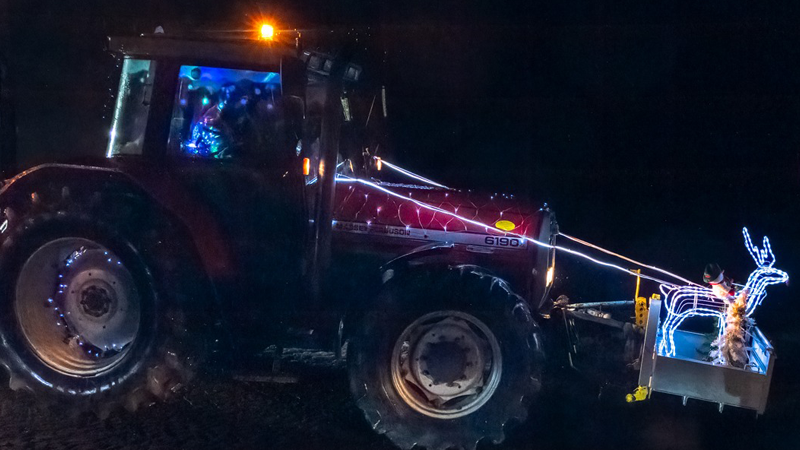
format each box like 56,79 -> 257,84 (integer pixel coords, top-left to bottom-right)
0,29 -> 555,450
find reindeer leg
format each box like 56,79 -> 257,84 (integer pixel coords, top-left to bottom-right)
660,311 -> 684,356
664,309 -> 700,357
658,312 -> 674,355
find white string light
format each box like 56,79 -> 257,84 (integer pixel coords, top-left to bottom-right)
336,175 -> 678,286
558,232 -> 700,287
360,158 -> 697,285
373,157 -> 452,190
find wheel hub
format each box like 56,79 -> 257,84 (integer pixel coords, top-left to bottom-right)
80,285 -> 112,317
14,238 -> 142,376
419,341 -> 467,385
56,248 -> 139,353
391,310 -> 502,419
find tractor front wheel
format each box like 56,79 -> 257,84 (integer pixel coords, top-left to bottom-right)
349,265 -> 544,450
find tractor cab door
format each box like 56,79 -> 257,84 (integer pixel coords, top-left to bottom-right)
161,63 -> 307,342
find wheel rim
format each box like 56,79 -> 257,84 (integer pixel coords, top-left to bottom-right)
14,237 -> 142,377
390,310 -> 502,419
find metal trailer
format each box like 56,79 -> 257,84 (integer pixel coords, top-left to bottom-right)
638,299 -> 775,414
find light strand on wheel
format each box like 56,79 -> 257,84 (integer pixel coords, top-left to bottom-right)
50,247 -> 126,360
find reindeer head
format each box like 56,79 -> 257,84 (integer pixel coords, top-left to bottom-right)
742,227 -> 789,314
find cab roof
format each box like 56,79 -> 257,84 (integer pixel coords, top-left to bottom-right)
107,34 -> 299,69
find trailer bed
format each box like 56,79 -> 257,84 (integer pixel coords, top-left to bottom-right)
639,299 -> 775,414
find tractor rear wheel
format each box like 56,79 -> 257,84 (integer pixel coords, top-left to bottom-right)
0,188 -> 207,417
349,265 -> 544,450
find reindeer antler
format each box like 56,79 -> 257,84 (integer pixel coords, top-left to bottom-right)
743,227 -> 776,268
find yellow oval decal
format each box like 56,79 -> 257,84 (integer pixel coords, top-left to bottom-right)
495,220 -> 516,231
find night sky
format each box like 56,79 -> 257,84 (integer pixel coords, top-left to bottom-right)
1,1 -> 799,322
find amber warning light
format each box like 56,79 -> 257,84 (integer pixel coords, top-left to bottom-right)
260,24 -> 275,40
303,158 -> 311,176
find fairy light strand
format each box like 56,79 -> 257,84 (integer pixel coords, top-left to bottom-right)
363,157 -> 691,285
558,232 -> 700,287
336,175 -> 678,286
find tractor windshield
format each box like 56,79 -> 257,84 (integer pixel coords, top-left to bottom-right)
167,65 -> 284,160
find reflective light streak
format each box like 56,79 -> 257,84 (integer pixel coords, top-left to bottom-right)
559,232 -> 700,287
373,157 -> 451,190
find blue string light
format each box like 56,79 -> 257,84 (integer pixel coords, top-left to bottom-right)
51,247 -> 129,360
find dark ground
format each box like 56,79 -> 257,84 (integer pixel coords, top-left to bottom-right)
1,1 -> 800,449
0,342 -> 798,450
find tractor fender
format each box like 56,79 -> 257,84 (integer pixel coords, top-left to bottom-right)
0,163 -> 233,279
0,164 -> 229,341
342,243 -> 457,343
344,243 -> 509,344
379,241 -> 455,283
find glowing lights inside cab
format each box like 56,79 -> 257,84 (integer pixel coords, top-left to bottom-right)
171,65 -> 281,159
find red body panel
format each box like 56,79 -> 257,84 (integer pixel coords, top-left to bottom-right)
332,180 -> 543,252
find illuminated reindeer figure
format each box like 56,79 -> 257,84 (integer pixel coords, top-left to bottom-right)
658,228 -> 789,358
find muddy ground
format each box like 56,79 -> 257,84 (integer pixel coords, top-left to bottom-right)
0,339 -> 797,450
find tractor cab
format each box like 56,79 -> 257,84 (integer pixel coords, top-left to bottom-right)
105,32 -> 376,170
102,31 -> 368,345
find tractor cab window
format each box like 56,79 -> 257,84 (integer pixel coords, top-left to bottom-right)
107,59 -> 156,157
167,65 -> 283,160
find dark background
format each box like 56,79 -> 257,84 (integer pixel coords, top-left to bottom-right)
0,1 -> 798,448
1,0 -> 798,296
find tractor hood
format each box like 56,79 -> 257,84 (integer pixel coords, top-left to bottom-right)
332,178 -> 550,251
